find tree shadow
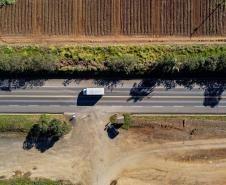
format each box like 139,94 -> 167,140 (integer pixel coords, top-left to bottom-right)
127,79 -> 226,107
127,79 -> 159,102
23,124 -> 59,153
176,79 -> 226,108
199,80 -> 225,108
93,79 -> 123,91
0,79 -> 46,91
63,79 -> 82,86
76,91 -> 102,106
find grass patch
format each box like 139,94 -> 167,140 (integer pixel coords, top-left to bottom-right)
132,115 -> 226,122
0,114 -> 68,133
0,178 -> 74,185
122,113 -> 132,130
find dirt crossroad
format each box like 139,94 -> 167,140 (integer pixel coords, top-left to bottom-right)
1,111 -> 226,185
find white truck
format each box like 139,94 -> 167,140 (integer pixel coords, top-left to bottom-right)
83,88 -> 105,96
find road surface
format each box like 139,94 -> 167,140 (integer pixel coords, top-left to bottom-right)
0,79 -> 226,114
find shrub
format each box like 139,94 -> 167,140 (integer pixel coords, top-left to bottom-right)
48,119 -> 71,138
30,114 -> 71,139
122,113 -> 132,130
110,114 -> 117,123
23,115 -> 71,151
0,0 -> 16,6
0,52 -> 57,75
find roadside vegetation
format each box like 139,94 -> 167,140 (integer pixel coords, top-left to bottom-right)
131,115 -> 226,122
0,178 -> 73,185
0,45 -> 226,77
109,114 -> 117,123
122,113 -> 132,130
18,114 -> 71,152
0,114 -> 69,133
109,113 -> 132,130
0,0 -> 15,6
109,114 -> 226,130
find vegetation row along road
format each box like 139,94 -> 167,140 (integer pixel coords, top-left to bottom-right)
0,45 -> 226,77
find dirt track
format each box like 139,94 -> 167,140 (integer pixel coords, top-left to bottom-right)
1,111 -> 226,185
0,35 -> 226,45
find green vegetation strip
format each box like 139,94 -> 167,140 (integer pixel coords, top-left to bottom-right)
110,114 -> 226,130
0,45 -> 226,77
132,115 -> 226,122
0,114 -> 67,133
0,178 -> 73,185
0,0 -> 16,6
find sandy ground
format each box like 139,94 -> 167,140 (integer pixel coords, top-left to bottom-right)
1,111 -> 226,185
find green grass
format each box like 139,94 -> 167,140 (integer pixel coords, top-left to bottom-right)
132,115 -> 226,122
0,178 -> 73,185
122,113 -> 132,130
0,114 -> 67,133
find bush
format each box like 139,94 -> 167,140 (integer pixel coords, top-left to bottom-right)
110,114 -> 117,123
29,114 -> 71,140
23,115 -> 71,152
105,54 -> 143,75
0,53 -> 57,75
122,113 -> 132,130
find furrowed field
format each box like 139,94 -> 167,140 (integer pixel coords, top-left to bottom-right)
0,0 -> 225,38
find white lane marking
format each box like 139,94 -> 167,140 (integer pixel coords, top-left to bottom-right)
151,106 -> 164,108
194,106 -> 226,108
173,106 -> 184,108
0,95 -> 223,99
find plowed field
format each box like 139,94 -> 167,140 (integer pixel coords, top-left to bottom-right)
0,0 -> 225,40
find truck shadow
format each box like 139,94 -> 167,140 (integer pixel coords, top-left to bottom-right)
77,91 -> 102,106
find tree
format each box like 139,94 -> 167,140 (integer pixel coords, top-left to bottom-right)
0,0 -> 16,6
48,119 -> 67,138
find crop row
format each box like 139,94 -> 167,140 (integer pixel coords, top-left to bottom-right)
0,0 -> 225,36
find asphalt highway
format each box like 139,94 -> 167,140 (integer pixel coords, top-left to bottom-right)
0,81 -> 226,114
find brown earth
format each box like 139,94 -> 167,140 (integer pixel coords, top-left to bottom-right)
1,111 -> 226,185
0,35 -> 226,45
0,0 -> 225,39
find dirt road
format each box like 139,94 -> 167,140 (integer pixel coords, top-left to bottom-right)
0,36 -> 226,45
1,111 -> 226,185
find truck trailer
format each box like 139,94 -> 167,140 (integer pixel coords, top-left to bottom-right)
83,88 -> 105,96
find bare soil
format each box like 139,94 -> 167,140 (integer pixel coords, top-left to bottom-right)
1,111 -> 226,185
0,35 -> 226,46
